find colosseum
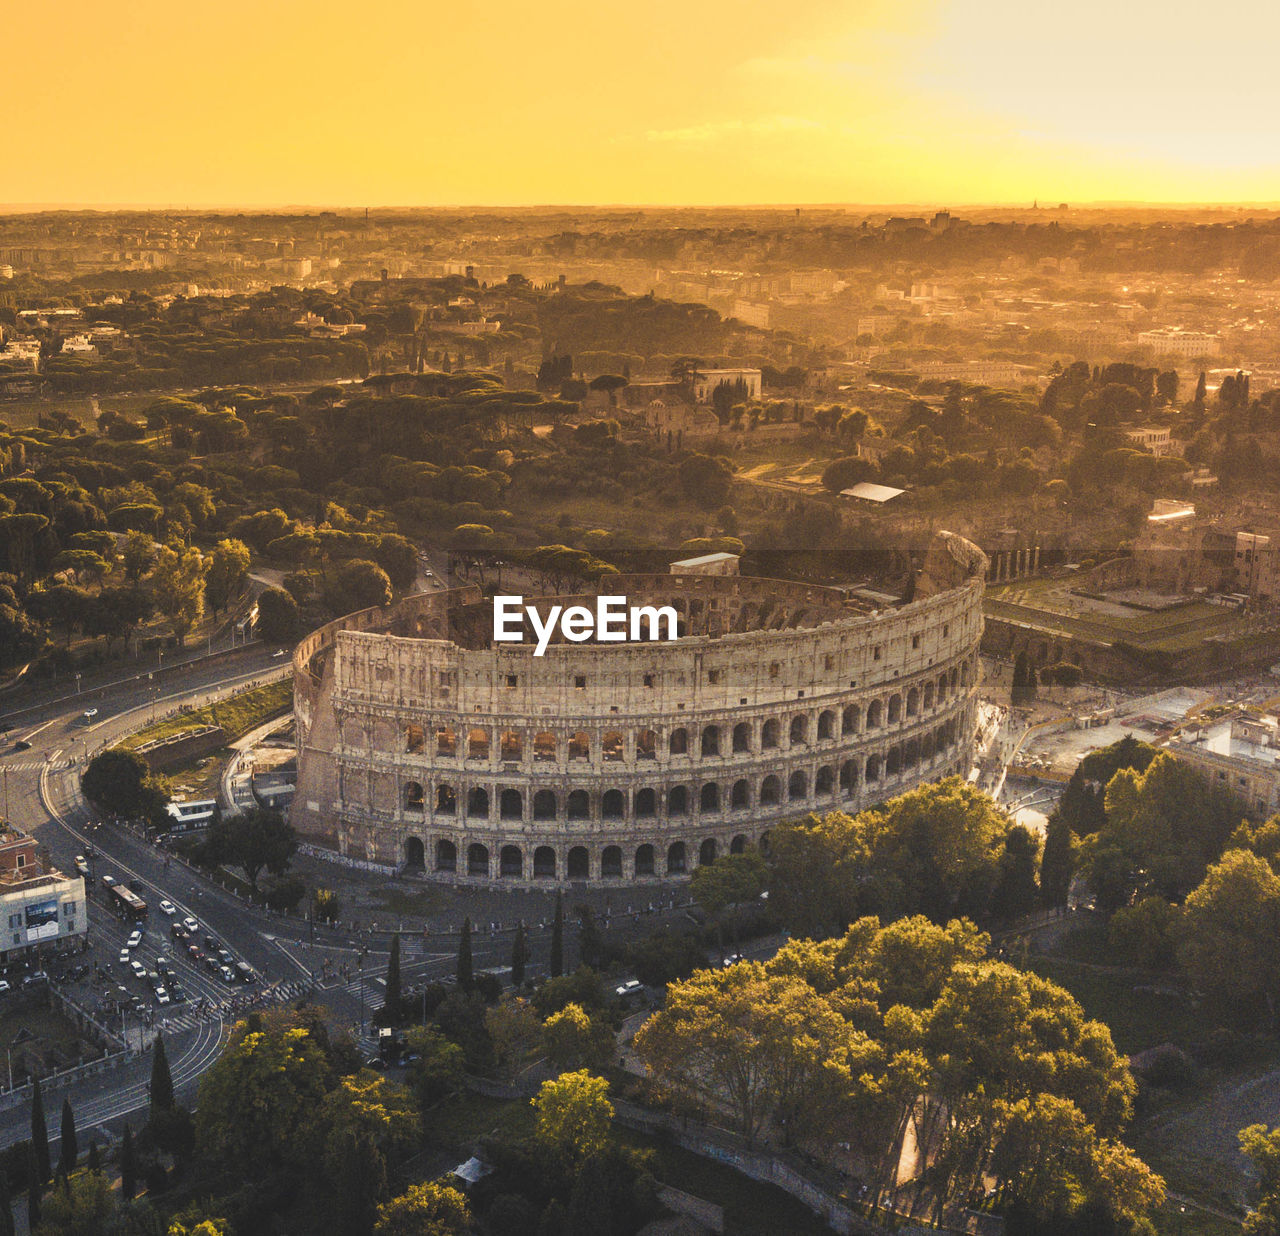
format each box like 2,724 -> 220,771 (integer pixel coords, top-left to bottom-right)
291,531 -> 987,887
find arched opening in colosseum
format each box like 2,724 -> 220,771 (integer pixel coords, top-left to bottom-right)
839,760 -> 857,795
730,834 -> 747,855
468,728 -> 490,760
788,770 -> 807,801
405,724 -> 424,754
949,667 -> 959,693
866,701 -> 882,729
732,722 -> 752,753
637,730 -> 658,760
759,831 -> 772,857
403,781 -> 425,811
841,705 -> 860,736
699,838 -> 717,866
760,775 -> 781,805
923,683 -> 935,711
866,755 -> 881,782
923,731 -> 936,759
500,789 -> 523,820
500,845 -> 523,877
567,790 -> 590,819
817,711 -> 836,740
534,731 -> 556,761
886,747 -> 902,776
731,779 -> 750,809
567,846 -> 589,879
904,739 -> 920,769
436,839 -> 457,872
635,788 -> 656,817
667,842 -> 687,874
437,726 -> 457,757
568,731 -> 590,761
761,719 -> 780,749
501,730 -> 523,761
467,788 -> 489,818
700,782 -> 720,812
887,695 -> 902,725
436,784 -> 457,814
816,766 -> 834,795
635,844 -> 655,876
668,786 -> 689,816
404,837 -> 425,868
789,715 -> 808,745
701,726 -> 720,757
906,687 -> 919,717
603,731 -> 625,762
601,846 -> 623,878
533,790 -> 557,820
669,728 -> 688,756
468,844 -> 489,876
602,790 -> 625,819
533,846 -> 556,878
937,673 -> 948,703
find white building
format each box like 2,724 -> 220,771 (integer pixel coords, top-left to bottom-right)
1136,328 -> 1221,358
1170,714 -> 1280,818
0,829 -> 86,964
692,368 -> 762,404
1124,425 -> 1176,457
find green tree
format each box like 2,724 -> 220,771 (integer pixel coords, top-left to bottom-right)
150,544 -> 206,643
1241,1123 -> 1280,1236
550,894 -> 564,978
820,455 -> 877,493
327,1127 -> 388,1236
256,585 -> 299,643
510,923 -> 529,987
123,530 -> 157,583
542,1002 -> 614,1073
1039,812 -> 1077,908
203,538 -> 251,617
207,807 -> 296,890
404,1027 -> 465,1110
531,1070 -> 613,1165
30,1080 -> 50,1187
690,847 -> 767,952
485,999 -> 542,1083
24,1147 -> 39,1233
120,1125 -> 137,1201
334,559 -> 392,611
456,917 -> 473,991
992,825 -> 1041,919
374,1182 -> 470,1236
0,1161 -> 12,1236
33,1169 -> 113,1236
150,1034 -> 175,1116
57,1099 -> 76,1179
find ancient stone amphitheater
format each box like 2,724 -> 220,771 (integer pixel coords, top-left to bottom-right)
291,531 -> 987,886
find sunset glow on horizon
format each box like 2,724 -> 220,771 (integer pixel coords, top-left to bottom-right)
8,0 -> 1280,207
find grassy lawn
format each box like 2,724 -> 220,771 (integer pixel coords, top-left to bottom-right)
1153,1201 -> 1242,1235
120,677 -> 291,751
163,752 -> 228,800
371,886 -> 451,919
423,1093 -> 536,1148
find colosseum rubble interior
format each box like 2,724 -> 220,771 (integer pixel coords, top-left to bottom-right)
291,531 -> 987,887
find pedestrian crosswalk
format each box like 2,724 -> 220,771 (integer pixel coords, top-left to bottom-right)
153,978 -> 311,1035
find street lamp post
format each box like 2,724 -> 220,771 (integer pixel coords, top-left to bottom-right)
358,955 -> 365,1038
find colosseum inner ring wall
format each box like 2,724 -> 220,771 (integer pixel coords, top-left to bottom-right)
291,532 -> 987,886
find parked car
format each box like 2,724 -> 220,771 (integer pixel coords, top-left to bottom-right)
101,874 -> 117,889
126,930 -> 143,950
183,917 -> 200,935
159,900 -> 177,917
129,960 -> 147,980
118,949 -> 130,965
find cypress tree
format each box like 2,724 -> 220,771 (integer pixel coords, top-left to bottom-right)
456,917 -> 473,991
0,1157 -> 12,1236
550,893 -> 564,979
58,1098 -> 76,1178
510,922 -> 529,987
24,1147 -> 39,1232
30,1080 -> 50,1187
383,933 -> 402,1025
120,1125 -> 137,1201
86,1140 -> 100,1174
1040,812 -> 1077,909
150,1033 -> 174,1116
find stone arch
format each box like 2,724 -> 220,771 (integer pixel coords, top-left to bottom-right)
636,729 -> 658,760
760,774 -> 781,805
567,846 -> 589,880
842,704 -> 860,735
467,843 -> 489,877
436,725 -> 457,757
533,731 -> 556,761
668,785 -> 689,816
533,790 -> 557,820
670,727 -> 689,756
567,790 -> 590,819
602,789 -> 625,819
730,834 -> 747,855
701,725 -> 721,757
839,759 -> 857,795
788,770 -> 808,801
904,738 -> 920,769
403,780 -> 425,811
404,836 -> 425,867
405,723 -> 424,754
923,682 -> 935,711
699,838 -> 717,866
533,846 -> 556,878
887,695 -> 902,725
731,778 -> 751,809
435,783 -> 456,814
700,782 -> 720,812
635,844 -> 656,876
601,846 -> 623,878
568,731 -> 590,760
467,787 -> 489,818
815,765 -> 835,795
866,700 -> 883,729
500,845 -> 523,878
866,754 -> 881,782
635,787 -> 657,817
761,718 -> 780,749
886,746 -> 902,776
602,730 -> 625,762
435,838 -> 457,872
732,722 -> 752,753
500,788 -> 523,820
468,727 -> 490,760
500,729 -> 522,761
667,841 -> 687,875
906,687 -> 919,717
789,714 -> 809,745
923,730 -> 936,759
817,710 -> 836,740
949,666 -> 959,693
937,673 -> 949,703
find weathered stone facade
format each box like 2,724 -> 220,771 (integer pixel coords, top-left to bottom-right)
292,532 -> 987,886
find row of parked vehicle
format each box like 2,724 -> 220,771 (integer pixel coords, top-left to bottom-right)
169,917 -> 256,986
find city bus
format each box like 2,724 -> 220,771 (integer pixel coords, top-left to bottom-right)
109,884 -> 148,922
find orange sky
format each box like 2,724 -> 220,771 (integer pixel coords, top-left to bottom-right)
7,0 -> 1280,206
